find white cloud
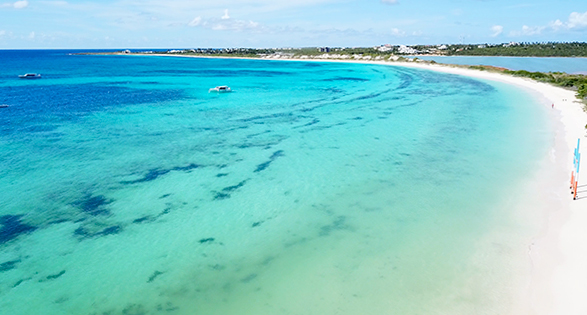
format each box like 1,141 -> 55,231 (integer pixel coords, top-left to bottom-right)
212,19 -> 260,31
1,0 -> 27,8
544,11 -> 587,32
568,11 -> 587,29
391,28 -> 405,36
549,19 -> 564,31
490,25 -> 503,37
28,31 -> 35,39
187,15 -> 262,32
510,25 -> 544,36
0,30 -> 16,39
221,9 -> 229,20
13,0 -> 27,8
521,25 -> 544,35
507,10 -> 587,38
381,0 -> 398,4
189,16 -> 202,26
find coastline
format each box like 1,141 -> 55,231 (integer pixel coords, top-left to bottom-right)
123,53 -> 587,314
311,58 -> 587,315
376,60 -> 587,315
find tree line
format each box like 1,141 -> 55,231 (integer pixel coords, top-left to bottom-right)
447,42 -> 587,57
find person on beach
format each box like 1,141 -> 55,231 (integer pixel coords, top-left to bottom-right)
552,103 -> 554,108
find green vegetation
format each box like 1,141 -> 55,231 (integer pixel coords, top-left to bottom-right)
119,42 -> 587,58
447,42 -> 587,57
578,84 -> 587,100
180,48 -> 275,57
465,65 -> 587,110
504,70 -> 587,101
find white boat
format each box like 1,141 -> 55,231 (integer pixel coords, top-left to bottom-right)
19,73 -> 42,79
0,104 -> 8,108
209,86 -> 231,93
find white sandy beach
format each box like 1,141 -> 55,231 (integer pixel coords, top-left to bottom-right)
130,53 -> 587,314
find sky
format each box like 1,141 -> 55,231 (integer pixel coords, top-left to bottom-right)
0,0 -> 586,49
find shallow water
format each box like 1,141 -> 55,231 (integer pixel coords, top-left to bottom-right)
412,55 -> 587,74
0,51 -> 550,314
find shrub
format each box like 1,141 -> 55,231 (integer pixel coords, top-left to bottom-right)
578,83 -> 587,99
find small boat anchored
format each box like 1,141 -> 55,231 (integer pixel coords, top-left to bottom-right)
0,104 -> 9,108
209,86 -> 231,93
19,73 -> 42,79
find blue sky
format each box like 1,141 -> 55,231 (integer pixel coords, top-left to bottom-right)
0,0 -> 586,49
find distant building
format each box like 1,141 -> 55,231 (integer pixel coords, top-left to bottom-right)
376,44 -> 393,52
318,47 -> 331,53
398,45 -> 418,54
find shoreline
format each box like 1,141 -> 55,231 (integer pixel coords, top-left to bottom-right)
122,53 -> 587,314
411,55 -> 587,59
307,58 -> 587,315
370,61 -> 586,315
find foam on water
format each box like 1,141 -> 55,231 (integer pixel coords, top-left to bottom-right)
0,52 -> 550,314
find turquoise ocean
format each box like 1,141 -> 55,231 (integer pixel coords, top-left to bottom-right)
0,50 -> 551,314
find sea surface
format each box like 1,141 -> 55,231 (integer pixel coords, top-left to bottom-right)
412,55 -> 587,74
0,50 -> 551,315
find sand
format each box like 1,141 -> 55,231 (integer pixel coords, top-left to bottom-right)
127,53 -> 587,314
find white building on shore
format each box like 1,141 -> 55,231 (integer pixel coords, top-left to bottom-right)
375,44 -> 393,52
398,45 -> 418,54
